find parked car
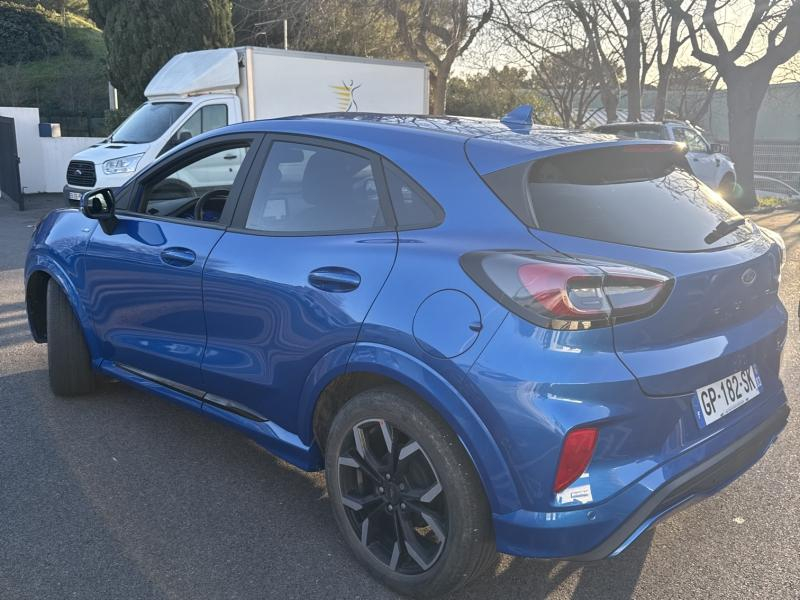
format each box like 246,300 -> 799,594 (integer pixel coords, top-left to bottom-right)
64,47 -> 428,204
593,120 -> 736,197
27,113 -> 788,598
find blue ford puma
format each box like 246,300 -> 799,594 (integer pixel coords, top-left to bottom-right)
25,112 -> 789,598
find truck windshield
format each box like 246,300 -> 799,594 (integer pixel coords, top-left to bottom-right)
110,102 -> 190,144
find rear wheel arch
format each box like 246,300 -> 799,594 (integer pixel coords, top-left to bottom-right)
308,349 -> 523,514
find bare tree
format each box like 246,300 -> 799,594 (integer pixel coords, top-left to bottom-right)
614,0 -> 643,120
383,0 -> 494,114
564,0 -> 622,122
495,0 -> 601,127
648,0 -> 699,120
535,48 -> 603,127
677,0 -> 800,208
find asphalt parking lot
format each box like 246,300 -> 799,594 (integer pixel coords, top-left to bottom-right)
1,196 -> 799,600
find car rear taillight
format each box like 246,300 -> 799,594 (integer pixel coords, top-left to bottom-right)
461,252 -> 673,329
554,427 -> 598,493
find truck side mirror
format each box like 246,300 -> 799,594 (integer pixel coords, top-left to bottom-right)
81,188 -> 118,234
162,130 -> 193,155
710,143 -> 723,154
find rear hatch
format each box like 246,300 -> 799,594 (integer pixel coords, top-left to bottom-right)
478,142 -> 785,397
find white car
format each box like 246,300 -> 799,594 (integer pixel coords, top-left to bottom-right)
594,121 -> 736,197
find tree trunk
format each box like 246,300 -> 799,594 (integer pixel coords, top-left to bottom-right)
724,68 -> 771,210
601,86 -> 619,123
624,1 -> 642,121
653,67 -> 670,121
430,64 -> 451,115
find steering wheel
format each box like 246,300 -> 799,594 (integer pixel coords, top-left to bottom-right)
194,189 -> 229,221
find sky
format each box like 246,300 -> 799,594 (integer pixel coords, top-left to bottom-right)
455,1 -> 800,84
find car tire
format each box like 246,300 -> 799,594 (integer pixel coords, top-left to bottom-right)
719,173 -> 736,200
325,386 -> 495,598
46,279 -> 96,396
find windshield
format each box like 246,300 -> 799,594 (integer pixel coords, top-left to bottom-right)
483,145 -> 751,252
110,102 -> 190,144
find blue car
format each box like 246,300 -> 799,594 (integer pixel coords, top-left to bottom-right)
26,113 -> 789,598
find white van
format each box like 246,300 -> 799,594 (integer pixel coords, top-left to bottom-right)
64,47 -> 429,203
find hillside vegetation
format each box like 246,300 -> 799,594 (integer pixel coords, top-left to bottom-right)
0,2 -> 108,135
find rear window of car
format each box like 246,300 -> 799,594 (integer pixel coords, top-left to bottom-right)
483,145 -> 751,251
596,126 -> 666,140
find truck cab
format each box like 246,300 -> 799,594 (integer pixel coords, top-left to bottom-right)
65,94 -> 241,203
64,47 -> 429,204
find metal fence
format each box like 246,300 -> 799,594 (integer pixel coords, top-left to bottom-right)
722,142 -> 800,199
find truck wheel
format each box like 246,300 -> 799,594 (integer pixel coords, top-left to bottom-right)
46,279 -> 96,396
719,174 -> 736,200
325,386 -> 495,598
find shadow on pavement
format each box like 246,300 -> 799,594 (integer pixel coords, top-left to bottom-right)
0,365 -> 655,600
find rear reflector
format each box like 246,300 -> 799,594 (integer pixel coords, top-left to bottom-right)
554,427 -> 598,493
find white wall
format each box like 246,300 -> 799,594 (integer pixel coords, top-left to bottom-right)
0,106 -> 102,194
0,107 -> 43,195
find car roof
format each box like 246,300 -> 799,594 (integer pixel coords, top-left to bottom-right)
213,113 -> 680,174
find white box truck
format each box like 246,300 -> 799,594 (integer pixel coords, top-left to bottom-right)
64,47 -> 429,203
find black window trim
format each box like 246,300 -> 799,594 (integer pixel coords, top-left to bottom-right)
117,131 -> 265,230
230,133 -> 399,237
380,158 -> 445,231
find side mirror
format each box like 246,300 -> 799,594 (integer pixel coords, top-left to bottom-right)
710,143 -> 723,154
162,130 -> 193,155
80,188 -> 117,234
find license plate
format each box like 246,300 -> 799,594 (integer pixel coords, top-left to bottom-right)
693,365 -> 762,428
69,191 -> 82,200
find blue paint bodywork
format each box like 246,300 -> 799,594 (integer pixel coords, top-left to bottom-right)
25,114 -> 789,560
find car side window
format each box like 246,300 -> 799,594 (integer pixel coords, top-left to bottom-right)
177,104 -> 229,141
383,162 -> 443,229
245,141 -> 388,234
138,142 -> 251,222
674,127 -> 709,153
684,129 -> 710,154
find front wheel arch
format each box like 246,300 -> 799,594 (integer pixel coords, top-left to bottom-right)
26,270 -> 51,342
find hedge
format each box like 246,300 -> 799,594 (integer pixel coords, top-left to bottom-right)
0,1 -> 64,65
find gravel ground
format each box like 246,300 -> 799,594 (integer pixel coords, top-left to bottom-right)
1,196 -> 798,600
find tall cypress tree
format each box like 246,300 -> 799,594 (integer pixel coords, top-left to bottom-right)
89,0 -> 234,106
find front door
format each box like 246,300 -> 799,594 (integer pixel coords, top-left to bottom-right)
200,136 -> 398,430
0,116 -> 22,209
83,133 -> 261,392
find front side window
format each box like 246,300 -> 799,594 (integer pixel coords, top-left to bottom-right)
176,104 -> 229,142
139,142 -> 251,223
245,141 -> 387,234
683,128 -> 710,154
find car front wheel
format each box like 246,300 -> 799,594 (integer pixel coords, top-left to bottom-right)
325,386 -> 495,598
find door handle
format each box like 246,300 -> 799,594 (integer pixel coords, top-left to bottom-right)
308,267 -> 361,292
223,154 -> 238,160
160,247 -> 196,267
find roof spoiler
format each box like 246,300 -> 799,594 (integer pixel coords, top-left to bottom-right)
500,104 -> 534,129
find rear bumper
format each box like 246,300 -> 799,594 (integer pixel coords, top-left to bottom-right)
493,397 -> 789,560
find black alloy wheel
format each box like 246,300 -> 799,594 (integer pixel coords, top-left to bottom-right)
337,418 -> 447,574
